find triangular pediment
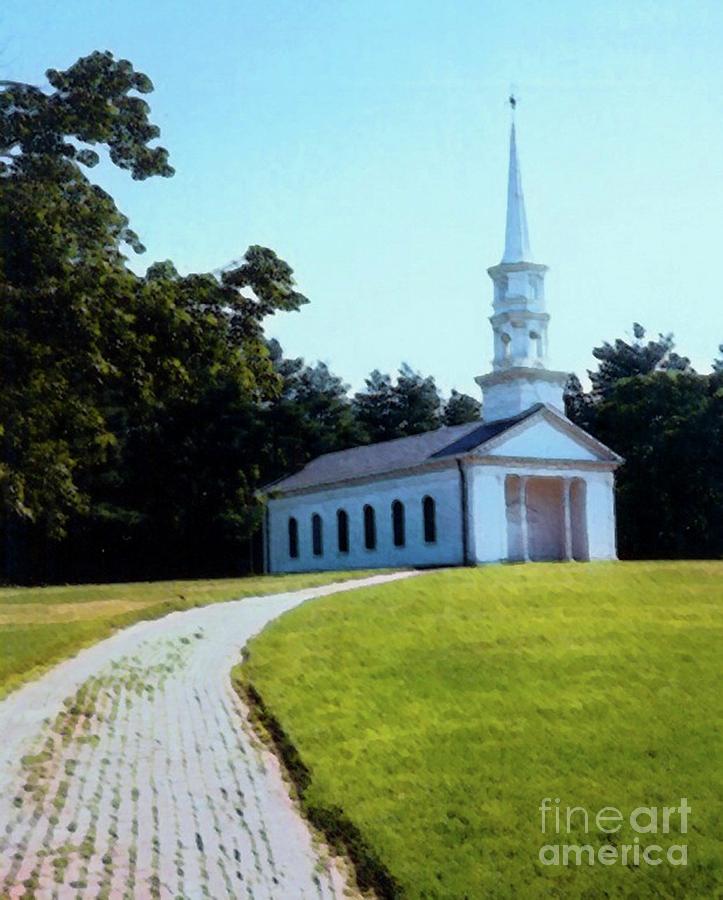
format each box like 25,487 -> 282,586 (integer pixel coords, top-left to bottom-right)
473,406 -> 621,463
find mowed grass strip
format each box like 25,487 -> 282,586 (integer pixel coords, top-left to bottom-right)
242,562 -> 723,899
0,570 -> 383,698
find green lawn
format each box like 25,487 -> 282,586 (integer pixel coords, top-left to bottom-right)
240,562 -> 723,899
0,570 -> 381,699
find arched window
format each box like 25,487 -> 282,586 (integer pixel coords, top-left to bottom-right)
288,517 -> 299,559
337,509 -> 349,554
529,330 -> 543,358
391,500 -> 405,547
311,514 -> 323,557
501,331 -> 512,361
422,495 -> 436,543
363,504 -> 376,550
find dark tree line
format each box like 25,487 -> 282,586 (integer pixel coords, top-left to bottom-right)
1,54 -> 721,583
565,326 -> 723,559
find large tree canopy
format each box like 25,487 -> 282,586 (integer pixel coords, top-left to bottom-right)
1,53 -> 174,554
0,53 -> 308,581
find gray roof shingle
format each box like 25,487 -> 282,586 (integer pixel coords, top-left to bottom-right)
266,405 -> 543,494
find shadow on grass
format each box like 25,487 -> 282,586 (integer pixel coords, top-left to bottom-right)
233,664 -> 402,900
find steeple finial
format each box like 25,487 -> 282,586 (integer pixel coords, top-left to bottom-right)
501,107 -> 532,264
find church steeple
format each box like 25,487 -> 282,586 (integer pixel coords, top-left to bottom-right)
502,123 -> 532,264
475,104 -> 569,422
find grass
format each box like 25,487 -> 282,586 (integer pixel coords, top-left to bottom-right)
0,570 -> 383,699
240,562 -> 723,899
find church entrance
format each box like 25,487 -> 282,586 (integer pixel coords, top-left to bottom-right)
504,475 -> 589,562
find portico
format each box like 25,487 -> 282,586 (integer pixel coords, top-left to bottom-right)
505,474 -> 588,562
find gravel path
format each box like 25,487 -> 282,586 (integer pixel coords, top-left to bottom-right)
0,572 -> 416,899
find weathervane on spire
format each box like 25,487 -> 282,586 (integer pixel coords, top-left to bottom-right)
508,93 -> 517,111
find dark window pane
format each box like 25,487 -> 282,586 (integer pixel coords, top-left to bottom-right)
288,517 -> 299,558
392,500 -> 405,547
423,495 -> 436,543
363,505 -> 376,550
337,509 -> 349,553
312,514 -> 323,557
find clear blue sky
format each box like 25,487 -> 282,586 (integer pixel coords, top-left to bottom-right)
4,0 -> 723,395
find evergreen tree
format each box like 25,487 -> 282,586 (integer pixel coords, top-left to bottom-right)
352,364 -> 442,443
443,390 -> 481,426
394,364 -> 443,435
563,374 -> 594,429
589,323 -> 692,400
260,343 -> 364,482
593,371 -> 722,558
352,370 -> 401,443
565,324 -> 722,559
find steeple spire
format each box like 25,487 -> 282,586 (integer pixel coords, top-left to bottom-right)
502,119 -> 532,264
476,102 -> 568,421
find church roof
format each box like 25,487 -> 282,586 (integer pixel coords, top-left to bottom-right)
266,405 -> 543,495
430,404 -> 543,457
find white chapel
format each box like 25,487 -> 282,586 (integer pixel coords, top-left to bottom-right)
263,114 -> 622,572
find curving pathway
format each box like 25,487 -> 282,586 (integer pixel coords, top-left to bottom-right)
0,572 -> 417,899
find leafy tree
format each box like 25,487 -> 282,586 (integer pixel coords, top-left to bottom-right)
0,53 -> 308,582
713,344 -> 723,374
1,53 -> 174,579
1,51 -> 173,182
443,390 -> 481,426
57,250 -> 309,583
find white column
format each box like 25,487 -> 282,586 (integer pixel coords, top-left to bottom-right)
562,478 -> 573,561
585,473 -> 618,561
520,476 -> 530,562
469,468 -> 508,563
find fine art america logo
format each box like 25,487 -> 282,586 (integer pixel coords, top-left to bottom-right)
538,798 -> 690,867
